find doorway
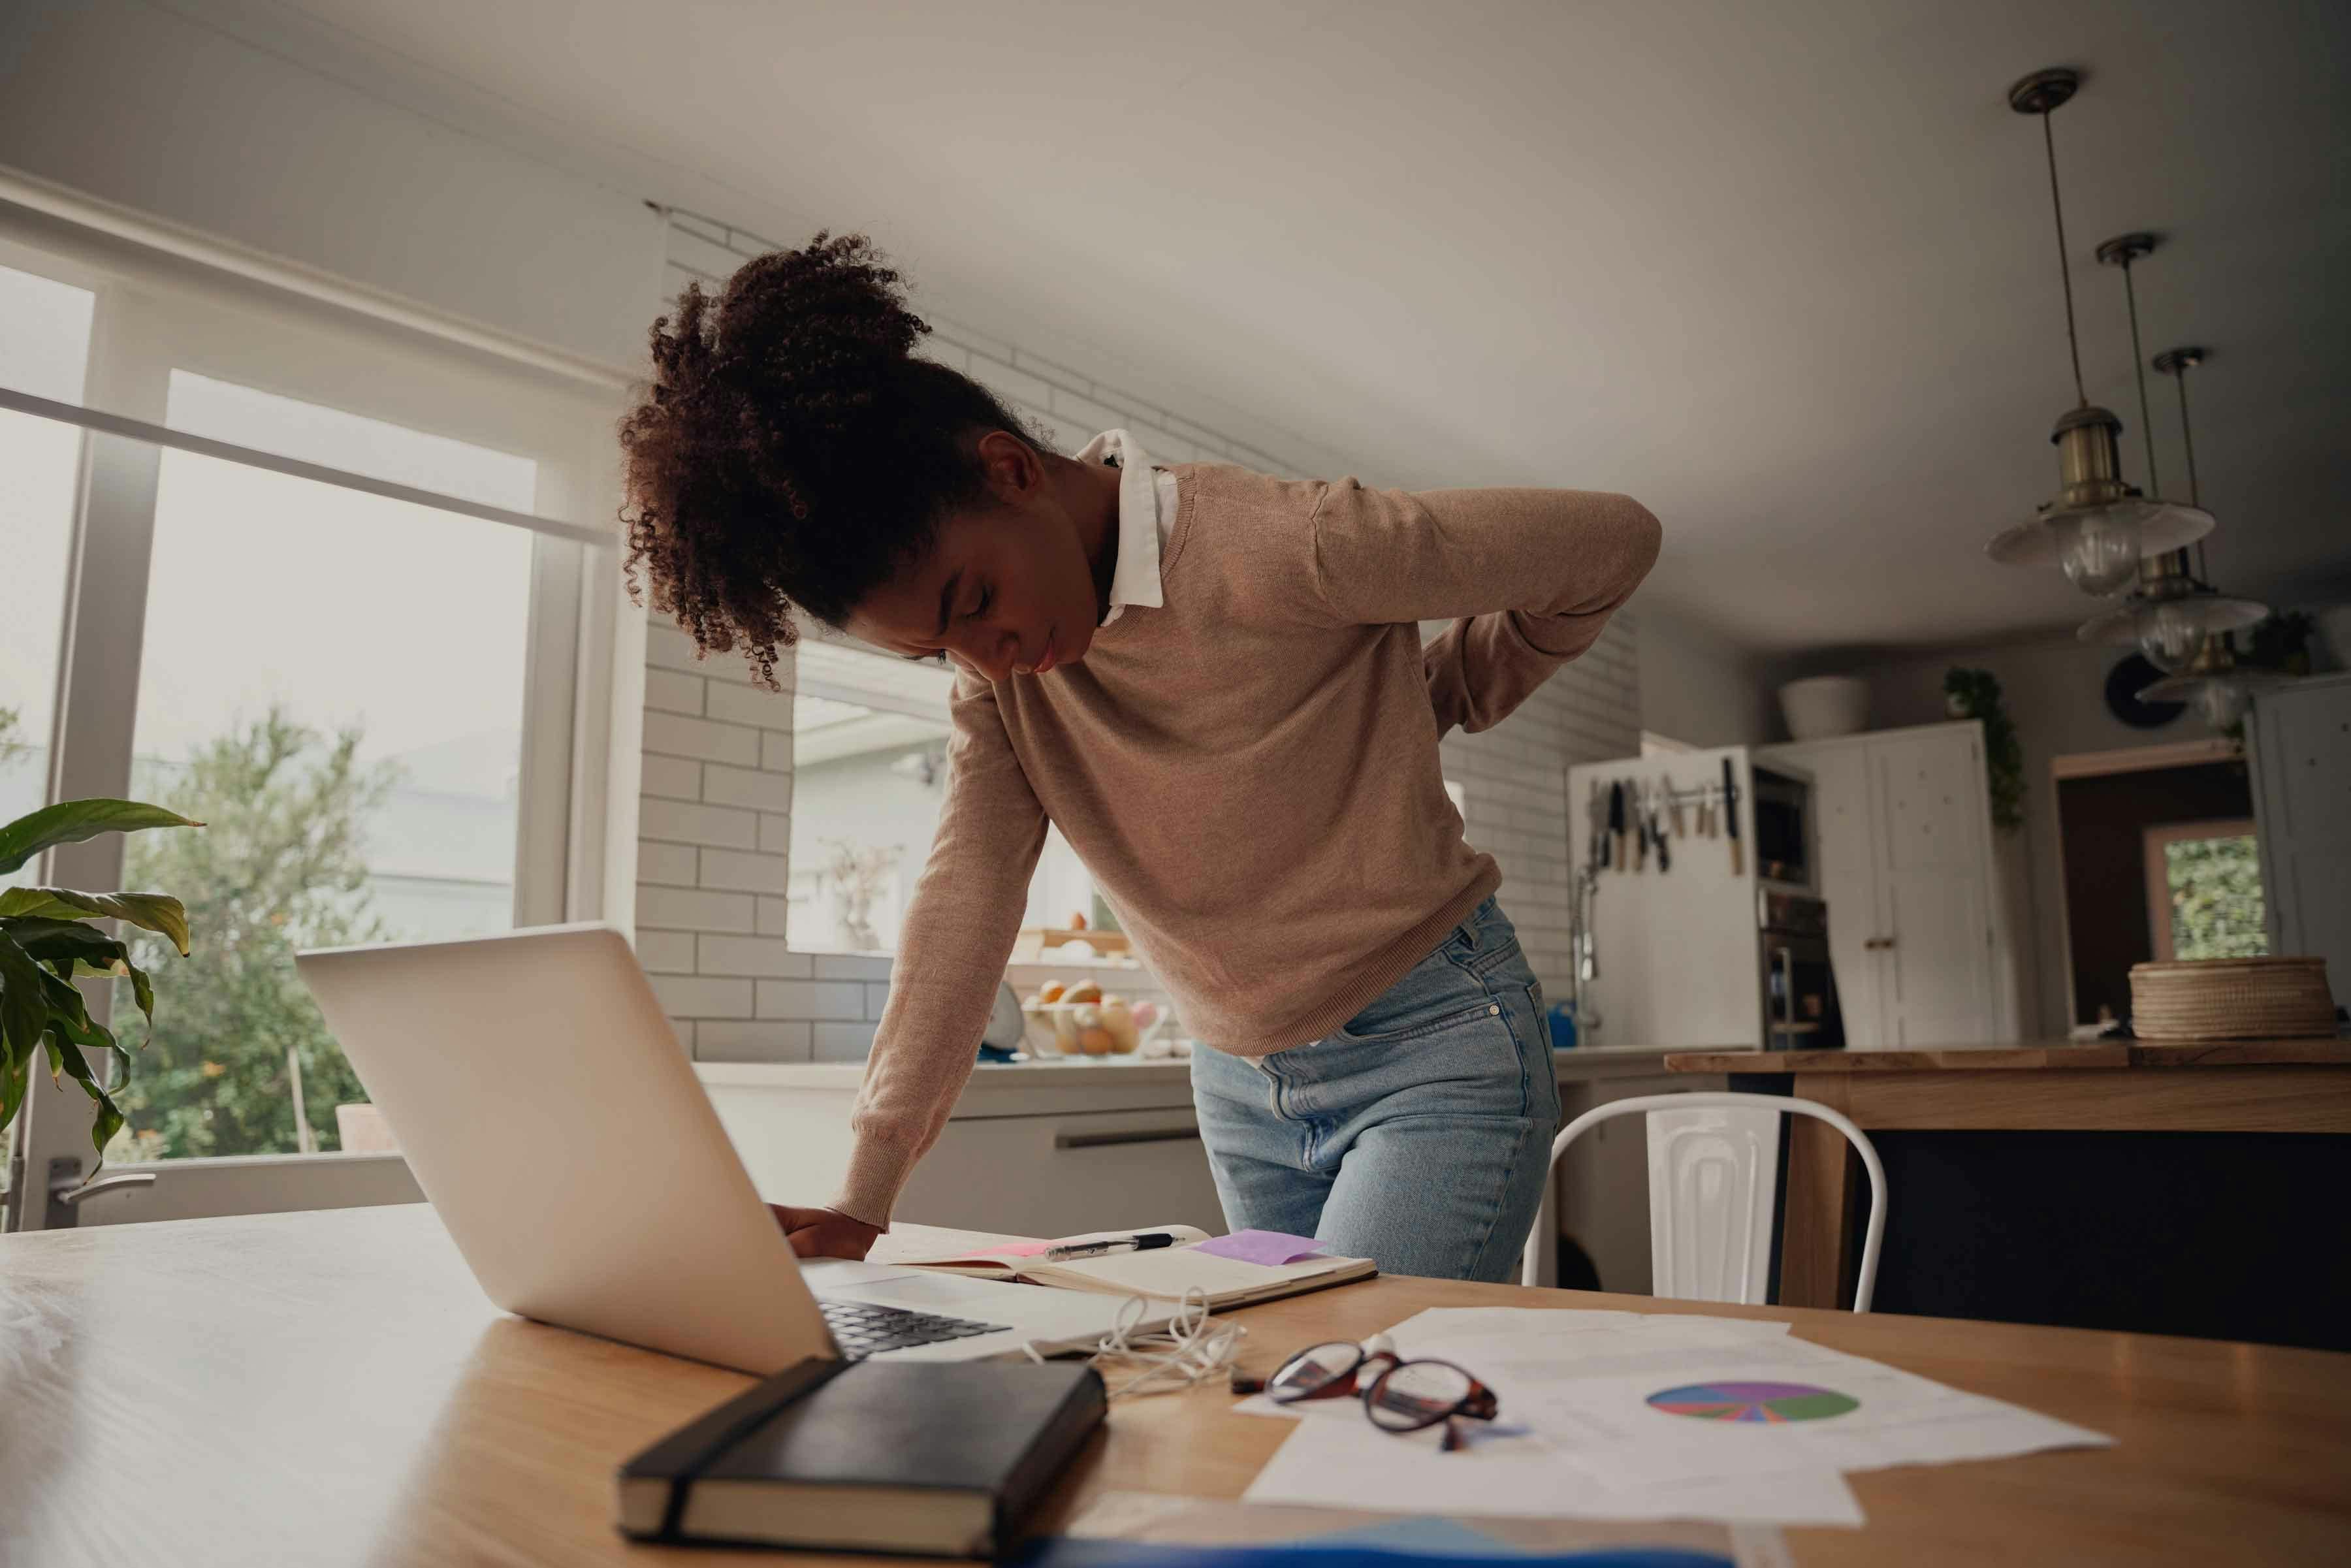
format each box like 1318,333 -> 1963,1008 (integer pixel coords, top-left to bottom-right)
2052,741 -> 2263,1028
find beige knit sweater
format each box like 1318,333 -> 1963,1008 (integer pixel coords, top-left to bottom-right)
835,463 -> 1660,1223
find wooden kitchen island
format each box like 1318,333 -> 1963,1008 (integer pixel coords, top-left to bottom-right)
1663,1038 -> 2351,1349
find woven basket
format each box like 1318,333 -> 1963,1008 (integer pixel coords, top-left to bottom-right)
2129,957 -> 2338,1040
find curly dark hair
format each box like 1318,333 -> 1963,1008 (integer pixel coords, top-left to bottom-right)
617,232 -> 1038,687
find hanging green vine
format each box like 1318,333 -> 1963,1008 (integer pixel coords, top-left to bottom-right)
1944,667 -> 2024,832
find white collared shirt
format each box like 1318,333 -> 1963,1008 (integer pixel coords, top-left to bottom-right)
1072,428 -> 1178,627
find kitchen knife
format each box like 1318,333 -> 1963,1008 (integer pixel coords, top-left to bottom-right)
1723,756 -> 1743,875
1608,780 -> 1627,872
1654,791 -> 1671,872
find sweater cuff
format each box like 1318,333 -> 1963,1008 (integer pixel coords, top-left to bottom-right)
831,1134 -> 918,1230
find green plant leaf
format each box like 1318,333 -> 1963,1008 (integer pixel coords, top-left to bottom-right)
0,932 -> 51,1085
33,957 -> 95,1032
0,888 -> 193,955
0,800 -> 204,877
121,956 -> 156,1033
1,916 -> 131,973
44,1000 -> 125,1157
34,967 -> 126,1158
0,1050 -> 28,1130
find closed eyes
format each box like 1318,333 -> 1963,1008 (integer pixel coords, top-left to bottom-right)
901,583 -> 991,663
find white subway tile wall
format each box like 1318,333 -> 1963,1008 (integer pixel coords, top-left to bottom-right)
1439,613 -> 1641,1008
641,212 -> 1641,1061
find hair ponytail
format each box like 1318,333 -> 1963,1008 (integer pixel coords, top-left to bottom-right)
619,232 -> 1038,687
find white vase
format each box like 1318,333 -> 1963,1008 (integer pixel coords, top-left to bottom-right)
1779,676 -> 1870,740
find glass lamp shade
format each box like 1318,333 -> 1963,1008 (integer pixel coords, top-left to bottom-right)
2137,603 -> 2207,672
1987,498 -> 2215,598
2136,667 -> 2292,734
2196,680 -> 2251,731
2079,590 -> 2270,672
2058,511 -> 2144,596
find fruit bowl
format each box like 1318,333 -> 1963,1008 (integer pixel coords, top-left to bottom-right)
1017,996 -> 1167,1058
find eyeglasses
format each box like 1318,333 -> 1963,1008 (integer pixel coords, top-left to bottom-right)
1245,1332 -> 1499,1452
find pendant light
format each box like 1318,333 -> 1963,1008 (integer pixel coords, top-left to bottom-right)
2075,242 -> 2265,670
1983,68 -> 2213,595
2134,348 -> 2288,731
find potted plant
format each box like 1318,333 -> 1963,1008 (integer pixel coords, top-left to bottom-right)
0,797 -> 200,1162
1943,668 -> 2024,832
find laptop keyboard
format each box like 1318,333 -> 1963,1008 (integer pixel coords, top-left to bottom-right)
820,1298 -> 1012,1360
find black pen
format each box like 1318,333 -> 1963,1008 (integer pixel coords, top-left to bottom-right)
1043,1231 -> 1181,1261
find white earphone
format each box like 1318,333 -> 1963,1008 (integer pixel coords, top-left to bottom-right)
1023,1287 -> 1249,1400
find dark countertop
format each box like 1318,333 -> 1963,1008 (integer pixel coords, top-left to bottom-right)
1663,1036 -> 2351,1074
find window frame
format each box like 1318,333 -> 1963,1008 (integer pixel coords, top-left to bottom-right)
1,217 -> 633,1230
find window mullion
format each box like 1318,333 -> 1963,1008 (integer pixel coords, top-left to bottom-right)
11,289 -> 170,1228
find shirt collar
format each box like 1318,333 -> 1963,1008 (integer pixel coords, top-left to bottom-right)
1073,428 -> 1166,626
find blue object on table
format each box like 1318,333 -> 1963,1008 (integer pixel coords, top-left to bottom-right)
1548,1002 -> 1578,1050
1012,1539 -> 1729,1567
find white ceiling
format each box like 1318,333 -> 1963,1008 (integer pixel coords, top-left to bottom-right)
173,0 -> 2349,654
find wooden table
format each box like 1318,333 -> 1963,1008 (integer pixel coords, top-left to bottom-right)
1662,1039 -> 2351,1325
4,1206 -> 2349,1565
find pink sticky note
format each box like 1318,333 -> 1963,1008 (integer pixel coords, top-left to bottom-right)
1195,1230 -> 1330,1266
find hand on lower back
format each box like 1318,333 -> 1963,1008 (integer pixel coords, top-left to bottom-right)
770,1204 -> 882,1260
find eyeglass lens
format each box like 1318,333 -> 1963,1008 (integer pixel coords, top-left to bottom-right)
1365,1360 -> 1477,1430
1267,1341 -> 1362,1402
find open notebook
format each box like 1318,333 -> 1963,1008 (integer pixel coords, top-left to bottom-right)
897,1226 -> 1378,1311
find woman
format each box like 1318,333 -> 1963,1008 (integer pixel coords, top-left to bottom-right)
619,235 -> 1659,1283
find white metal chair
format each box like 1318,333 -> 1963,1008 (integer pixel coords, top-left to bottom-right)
1519,1091 -> 1887,1312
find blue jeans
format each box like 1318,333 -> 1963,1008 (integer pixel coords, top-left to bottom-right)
1189,897 -> 1562,1283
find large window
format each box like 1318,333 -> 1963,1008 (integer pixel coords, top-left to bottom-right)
1,221 -> 621,1226
106,376 -> 541,1162
0,262 -> 95,857
785,642 -> 1096,954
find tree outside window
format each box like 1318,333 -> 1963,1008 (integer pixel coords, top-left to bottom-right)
2147,821 -> 2267,963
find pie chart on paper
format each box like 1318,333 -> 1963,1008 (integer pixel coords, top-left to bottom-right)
1646,1381 -> 1860,1424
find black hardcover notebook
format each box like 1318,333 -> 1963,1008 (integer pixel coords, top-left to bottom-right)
616,1358 -> 1107,1558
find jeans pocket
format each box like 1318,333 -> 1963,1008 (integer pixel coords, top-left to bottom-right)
1335,950 -> 1499,1046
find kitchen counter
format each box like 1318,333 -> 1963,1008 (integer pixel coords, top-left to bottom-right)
1664,1036 -> 2351,1074
697,1044 -> 1736,1290
696,1040 -> 1710,1100
1669,1035 -> 2351,1347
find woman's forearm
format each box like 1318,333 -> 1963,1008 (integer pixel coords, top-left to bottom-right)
833,678 -> 1049,1226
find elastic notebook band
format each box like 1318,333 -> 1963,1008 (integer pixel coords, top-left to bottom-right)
658,1358 -> 852,1541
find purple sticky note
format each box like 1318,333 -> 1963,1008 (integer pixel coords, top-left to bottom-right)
1195,1229 -> 1330,1266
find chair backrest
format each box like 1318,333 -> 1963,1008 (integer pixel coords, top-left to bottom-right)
1520,1091 -> 1887,1313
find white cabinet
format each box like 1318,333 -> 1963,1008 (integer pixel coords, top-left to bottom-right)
2250,672 -> 2351,989
697,1061 -> 1228,1238
1761,721 -> 2006,1046
1799,742 -> 1884,1043
897,1109 -> 1228,1239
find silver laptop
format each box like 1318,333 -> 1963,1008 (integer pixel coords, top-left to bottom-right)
296,923 -> 1152,1373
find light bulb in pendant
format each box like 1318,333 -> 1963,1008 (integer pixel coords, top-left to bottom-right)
2196,679 -> 2250,731
2137,600 -> 2208,671
2055,511 -> 2142,596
